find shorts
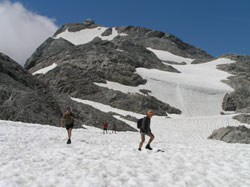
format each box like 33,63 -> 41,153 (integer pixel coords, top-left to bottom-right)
66,123 -> 74,130
140,131 -> 153,136
103,128 -> 107,131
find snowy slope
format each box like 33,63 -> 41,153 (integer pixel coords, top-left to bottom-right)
54,27 -> 127,45
147,47 -> 194,64
94,58 -> 235,117
1,115 -> 250,187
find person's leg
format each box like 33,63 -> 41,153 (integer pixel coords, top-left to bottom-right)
147,132 -> 155,145
145,132 -> 154,150
67,129 -> 70,139
66,128 -> 72,144
139,134 -> 145,149
68,128 -> 72,140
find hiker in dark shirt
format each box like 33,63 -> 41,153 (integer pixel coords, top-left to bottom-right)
61,107 -> 76,144
112,124 -> 117,134
138,110 -> 155,151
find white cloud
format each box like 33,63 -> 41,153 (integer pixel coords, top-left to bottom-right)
0,0 -> 58,65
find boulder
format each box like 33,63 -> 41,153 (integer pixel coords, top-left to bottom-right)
208,126 -> 250,144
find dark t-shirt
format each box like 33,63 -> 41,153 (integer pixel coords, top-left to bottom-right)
140,116 -> 151,133
63,112 -> 75,125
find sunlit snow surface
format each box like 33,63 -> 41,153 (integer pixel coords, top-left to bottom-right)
1,113 -> 250,187
55,27 -> 127,45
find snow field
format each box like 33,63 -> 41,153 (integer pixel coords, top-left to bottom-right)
94,58 -> 235,117
1,116 -> 250,187
55,27 -> 127,45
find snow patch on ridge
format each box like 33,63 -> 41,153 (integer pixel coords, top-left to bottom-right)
147,47 -> 194,64
33,63 -> 57,75
94,81 -> 141,95
54,27 -> 127,45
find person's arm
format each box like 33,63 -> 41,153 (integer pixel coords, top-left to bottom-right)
61,118 -> 64,128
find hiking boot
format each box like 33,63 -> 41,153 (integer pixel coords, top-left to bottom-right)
67,139 -> 71,144
138,148 -> 141,151
145,144 -> 152,150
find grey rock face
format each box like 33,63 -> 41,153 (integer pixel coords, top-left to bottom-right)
53,19 -> 100,36
208,126 -> 250,144
101,27 -> 113,36
25,37 -> 75,70
0,53 -> 62,126
233,114 -> 250,124
217,53 -> 250,123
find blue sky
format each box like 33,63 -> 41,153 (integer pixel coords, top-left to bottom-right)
9,0 -> 250,57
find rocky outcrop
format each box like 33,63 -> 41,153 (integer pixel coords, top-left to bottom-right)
53,19 -> 99,36
101,27 -> 113,36
0,52 -> 62,126
25,35 -> 181,116
208,126 -> 250,144
217,53 -> 250,123
115,26 -> 213,60
25,37 -> 75,70
0,52 -> 136,131
233,114 -> 250,124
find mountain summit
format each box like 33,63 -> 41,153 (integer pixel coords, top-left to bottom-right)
2,19 -> 250,127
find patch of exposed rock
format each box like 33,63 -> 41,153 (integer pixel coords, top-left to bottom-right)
208,126 -> 250,144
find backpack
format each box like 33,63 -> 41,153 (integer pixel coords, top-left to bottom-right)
137,118 -> 145,129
